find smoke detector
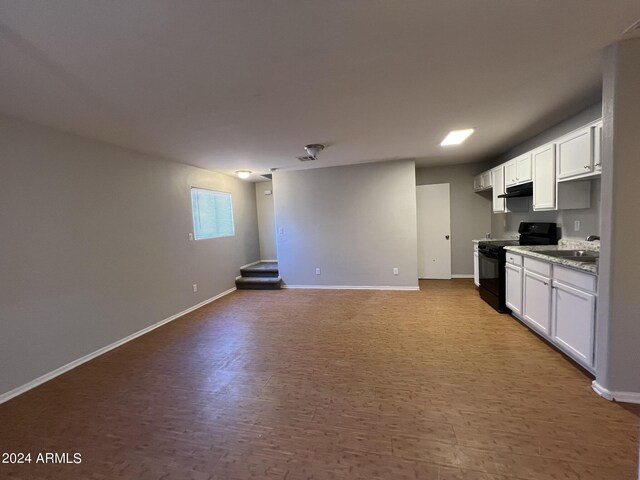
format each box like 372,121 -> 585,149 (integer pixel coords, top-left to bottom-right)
304,144 -> 324,159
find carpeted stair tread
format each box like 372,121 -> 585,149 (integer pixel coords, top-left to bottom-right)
241,262 -> 279,278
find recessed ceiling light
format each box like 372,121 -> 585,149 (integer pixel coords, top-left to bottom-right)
440,129 -> 475,146
235,170 -> 252,179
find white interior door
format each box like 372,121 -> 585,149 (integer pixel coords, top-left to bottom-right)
416,184 -> 452,279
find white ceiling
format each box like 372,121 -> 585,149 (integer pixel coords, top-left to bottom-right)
1,1 -> 639,180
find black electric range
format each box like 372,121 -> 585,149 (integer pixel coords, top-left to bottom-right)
478,223 -> 558,313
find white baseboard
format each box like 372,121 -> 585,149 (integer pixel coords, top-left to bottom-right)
451,274 -> 474,279
260,259 -> 278,263
0,287 -> 236,405
282,285 -> 419,291
592,380 -> 640,404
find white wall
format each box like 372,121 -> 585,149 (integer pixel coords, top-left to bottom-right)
416,163 -> 492,276
595,39 -> 640,399
273,160 -> 418,288
489,103 -> 603,241
0,116 -> 260,398
255,181 -> 277,260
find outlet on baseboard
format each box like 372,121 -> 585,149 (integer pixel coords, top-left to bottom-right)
393,267 -> 399,275
192,284 -> 198,293
315,267 -> 321,275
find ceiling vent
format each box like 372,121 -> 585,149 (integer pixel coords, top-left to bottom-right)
296,155 -> 316,162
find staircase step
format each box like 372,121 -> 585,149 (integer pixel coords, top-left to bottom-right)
241,262 -> 279,278
236,276 -> 282,290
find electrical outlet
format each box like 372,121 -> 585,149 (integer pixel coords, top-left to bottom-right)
393,267 -> 399,275
574,220 -> 581,231
315,267 -> 321,275
188,232 -> 194,241
278,227 -> 285,235
192,284 -> 198,293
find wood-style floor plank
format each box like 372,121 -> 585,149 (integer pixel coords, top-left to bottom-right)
1,279 -> 639,479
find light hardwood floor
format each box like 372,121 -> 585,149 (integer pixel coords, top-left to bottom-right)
1,279 -> 638,479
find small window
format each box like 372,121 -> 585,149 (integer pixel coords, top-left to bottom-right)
191,188 -> 235,240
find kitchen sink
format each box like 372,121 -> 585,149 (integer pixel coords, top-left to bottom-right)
537,250 -> 599,263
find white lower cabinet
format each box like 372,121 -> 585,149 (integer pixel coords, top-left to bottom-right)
506,255 -> 597,372
552,279 -> 596,369
505,263 -> 522,315
473,251 -> 479,287
522,270 -> 552,335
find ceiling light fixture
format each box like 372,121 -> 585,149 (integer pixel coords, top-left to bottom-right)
235,170 -> 252,179
304,144 -> 325,159
440,129 -> 475,146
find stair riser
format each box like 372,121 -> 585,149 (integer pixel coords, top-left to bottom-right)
236,282 -> 281,290
240,271 -> 279,278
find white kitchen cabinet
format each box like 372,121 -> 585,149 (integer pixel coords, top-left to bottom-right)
505,161 -> 518,187
505,262 -> 523,315
516,153 -> 532,183
474,171 -> 493,191
481,171 -> 492,189
473,251 -> 479,287
522,270 -> 552,335
533,142 -> 591,211
552,280 -> 596,369
492,166 -> 506,213
594,120 -> 603,173
507,255 -> 598,373
556,125 -> 595,180
532,143 -> 556,211
505,154 -> 531,187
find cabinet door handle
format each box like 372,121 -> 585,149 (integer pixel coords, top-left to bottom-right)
543,282 -> 548,286
584,165 -> 590,169
595,162 -> 601,167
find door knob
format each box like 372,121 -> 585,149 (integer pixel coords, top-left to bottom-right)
445,235 -> 450,240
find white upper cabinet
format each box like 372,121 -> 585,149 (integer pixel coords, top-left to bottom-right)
478,117 -> 601,212
505,154 -> 532,187
516,153 -> 532,183
473,175 -> 483,191
556,124 -> 596,180
532,143 -> 556,211
594,120 -> 603,173
481,171 -> 492,189
474,170 -> 494,191
505,161 -> 518,187
492,166 -> 506,213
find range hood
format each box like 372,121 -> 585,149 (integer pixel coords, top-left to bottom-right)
498,181 -> 533,198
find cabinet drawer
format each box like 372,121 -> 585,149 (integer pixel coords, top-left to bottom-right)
506,253 -> 523,266
553,265 -> 597,293
524,257 -> 551,277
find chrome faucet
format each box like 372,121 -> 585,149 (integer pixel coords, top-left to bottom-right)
586,235 -> 600,241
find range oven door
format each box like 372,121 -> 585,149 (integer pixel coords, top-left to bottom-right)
478,248 -> 509,313
478,250 -> 500,296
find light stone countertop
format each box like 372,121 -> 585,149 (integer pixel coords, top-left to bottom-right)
472,238 -> 513,243
504,240 -> 600,274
